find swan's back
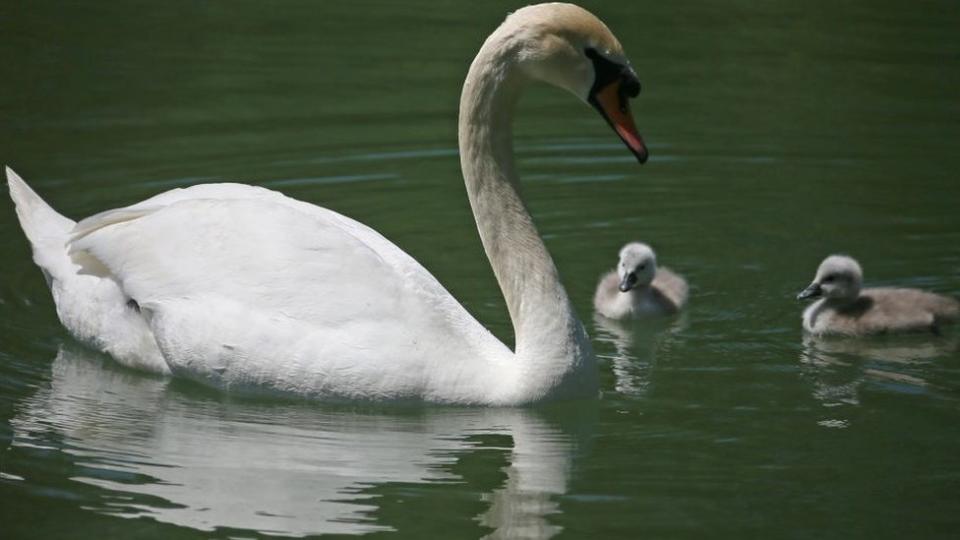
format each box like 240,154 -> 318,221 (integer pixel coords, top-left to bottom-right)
70,184 -> 442,320
652,267 -> 688,312
803,287 -> 960,336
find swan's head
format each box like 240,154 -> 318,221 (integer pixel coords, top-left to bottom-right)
797,255 -> 863,302
503,3 -> 647,162
617,242 -> 657,292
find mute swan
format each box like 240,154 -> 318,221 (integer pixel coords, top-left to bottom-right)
797,255 -> 960,336
593,242 -> 688,319
6,3 -> 647,405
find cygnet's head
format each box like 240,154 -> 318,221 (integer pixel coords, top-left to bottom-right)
617,242 -> 657,292
797,254 -> 863,302
493,3 -> 647,162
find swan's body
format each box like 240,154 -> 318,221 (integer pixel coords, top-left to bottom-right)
11,178 -> 517,400
798,255 -> 960,336
6,3 -> 647,405
594,242 -> 687,319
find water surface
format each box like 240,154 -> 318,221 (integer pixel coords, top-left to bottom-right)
2,1 -> 960,538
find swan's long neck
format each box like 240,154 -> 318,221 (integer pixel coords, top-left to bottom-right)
458,31 -> 595,400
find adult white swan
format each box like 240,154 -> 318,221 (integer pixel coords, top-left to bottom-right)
7,3 -> 647,405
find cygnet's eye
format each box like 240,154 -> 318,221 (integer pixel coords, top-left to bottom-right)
639,264 -> 646,270
823,275 -> 835,283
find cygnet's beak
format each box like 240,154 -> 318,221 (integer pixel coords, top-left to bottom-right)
589,75 -> 648,164
797,282 -> 822,301
619,272 -> 638,292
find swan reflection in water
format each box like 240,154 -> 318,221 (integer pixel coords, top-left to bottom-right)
10,346 -> 585,537
799,334 -> 958,418
592,313 -> 687,397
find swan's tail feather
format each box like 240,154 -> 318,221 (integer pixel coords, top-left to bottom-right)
6,166 -> 77,282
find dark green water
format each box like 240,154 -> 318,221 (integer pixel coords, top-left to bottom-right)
3,1 -> 960,537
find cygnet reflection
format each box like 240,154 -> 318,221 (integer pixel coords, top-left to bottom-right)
799,333 -> 958,414
593,312 -> 687,397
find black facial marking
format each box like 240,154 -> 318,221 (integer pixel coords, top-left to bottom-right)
585,47 -> 640,108
620,271 -> 639,292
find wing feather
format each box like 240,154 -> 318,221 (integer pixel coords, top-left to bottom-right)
64,184 -> 504,395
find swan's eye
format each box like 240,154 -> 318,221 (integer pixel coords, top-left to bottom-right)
823,275 -> 835,283
639,264 -> 646,270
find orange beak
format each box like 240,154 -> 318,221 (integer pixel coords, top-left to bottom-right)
590,79 -> 648,163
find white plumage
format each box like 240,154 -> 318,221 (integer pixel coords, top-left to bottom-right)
68,183 -> 516,400
8,172 -> 524,402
